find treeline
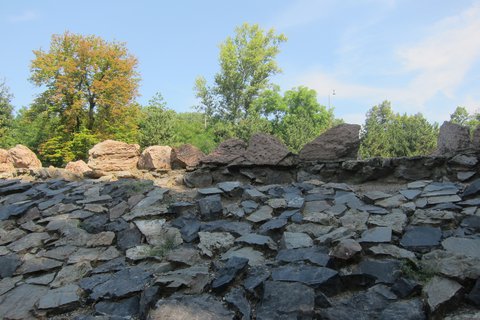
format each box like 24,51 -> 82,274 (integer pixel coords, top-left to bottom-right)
0,24 -> 474,166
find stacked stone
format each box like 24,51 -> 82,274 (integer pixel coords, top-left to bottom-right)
0,176 -> 479,319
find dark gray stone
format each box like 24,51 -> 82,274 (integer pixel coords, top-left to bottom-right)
271,263 -> 338,288
461,215 -> 480,232
0,284 -> 48,319
355,259 -> 401,284
467,278 -> 480,306
424,276 -> 462,313
95,296 -> 140,318
217,181 -> 242,194
81,214 -> 108,233
400,226 -> 442,251
37,284 -> 81,312
197,187 -> 223,196
360,227 -> 392,243
139,286 -> 160,320
463,179 -> 480,197
198,195 -> 223,220
258,218 -> 288,234
235,233 -> 276,250
201,220 -> 252,236
79,267 -> 152,300
148,294 -> 234,320
400,189 -> 422,200
211,256 -> 249,292
225,287 -> 251,319
243,266 -> 270,293
436,121 -> 470,154
0,253 -> 21,278
276,247 -> 330,266
391,277 -> 422,299
0,201 -> 36,220
0,182 -> 32,196
256,281 -> 315,320
116,227 -> 143,251
379,298 -> 426,320
240,200 -> 258,214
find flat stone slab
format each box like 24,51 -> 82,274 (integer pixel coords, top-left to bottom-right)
37,284 -> 81,311
400,226 -> 442,251
442,237 -> 480,259
271,264 -> 338,287
246,206 -> 273,223
280,232 -> 313,249
0,284 -> 49,319
424,276 -> 462,313
360,227 -> 392,243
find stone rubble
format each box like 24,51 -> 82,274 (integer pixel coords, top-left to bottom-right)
0,175 -> 479,319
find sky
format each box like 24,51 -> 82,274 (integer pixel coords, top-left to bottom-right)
1,0 -> 480,125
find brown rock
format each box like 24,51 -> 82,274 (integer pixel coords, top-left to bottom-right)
138,146 -> 172,171
0,149 -> 15,174
244,133 -> 295,166
87,140 -> 140,172
299,124 -> 361,161
201,138 -> 247,165
8,145 -> 42,169
65,160 -> 91,176
436,121 -> 470,155
171,144 -> 205,169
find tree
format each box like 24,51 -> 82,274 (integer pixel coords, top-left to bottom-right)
359,101 -> 438,158
0,80 -> 14,148
450,106 -> 479,132
30,31 -> 140,136
195,23 -> 287,123
138,93 -> 177,148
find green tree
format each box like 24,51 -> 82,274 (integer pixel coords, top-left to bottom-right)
173,112 -> 218,153
138,93 -> 177,148
0,80 -> 14,148
359,101 -> 438,158
30,31 -> 140,137
450,106 -> 479,132
195,23 -> 287,123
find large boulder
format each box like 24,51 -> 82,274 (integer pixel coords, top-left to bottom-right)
436,121 -> 470,155
472,126 -> 480,150
0,148 -> 15,174
201,139 -> 247,166
8,145 -> 42,169
65,160 -> 91,176
171,144 -> 205,169
244,133 -> 295,166
299,124 -> 361,161
87,140 -> 140,172
138,146 -> 172,171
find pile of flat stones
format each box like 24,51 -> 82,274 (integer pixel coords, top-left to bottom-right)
0,176 -> 479,319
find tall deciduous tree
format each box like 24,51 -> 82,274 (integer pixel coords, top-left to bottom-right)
30,31 -> 140,136
0,80 -> 14,148
195,23 -> 286,123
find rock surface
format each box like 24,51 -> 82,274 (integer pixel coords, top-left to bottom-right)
88,140 -> 140,172
299,123 -> 361,161
138,146 -> 172,170
8,144 -> 42,169
436,121 -> 471,154
171,144 -> 205,168
65,160 -> 91,176
0,176 -> 477,319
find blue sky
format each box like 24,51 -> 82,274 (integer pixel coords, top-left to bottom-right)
1,0 -> 480,124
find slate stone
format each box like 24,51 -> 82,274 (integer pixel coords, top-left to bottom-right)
211,256 -> 249,291
139,286 -> 160,319
0,201 -> 36,220
0,182 -> 32,196
91,257 -> 127,274
246,205 -> 273,223
116,226 -> 143,251
442,237 -> 480,259
258,218 -> 288,234
95,296 -> 140,318
378,298 -> 426,320
329,238 -> 362,260
217,181 -> 242,194
461,215 -> 480,232
235,233 -> 277,250
355,259 -> 401,284
399,189 -> 422,200
281,232 -> 313,249
391,277 -> 422,298
358,204 -> 389,215
457,171 -> 476,181
148,294 -> 234,320
427,195 -> 461,205
0,253 -> 21,278
0,284 -> 49,319
222,247 -> 265,266
155,265 -> 210,294
241,200 -> 258,214
243,188 -> 267,201
463,178 -> 480,197
81,214 -> 108,233
200,220 -> 252,236
197,187 -> 223,196
363,191 -> 391,203
449,154 -> 478,166
0,275 -> 21,295
17,255 -> 63,274
198,231 -> 235,257
360,227 -> 392,243
37,284 -> 81,312
424,276 -> 462,313
400,226 -> 442,251
335,192 -> 364,209
198,195 -> 223,220
51,261 -> 92,288
271,263 -> 338,287
256,281 -> 315,320
169,201 -> 196,215
467,278 -> 480,306
243,266 -> 270,293
225,287 -> 251,319
79,267 -> 152,300
421,249 -> 480,280
316,227 -> 356,245
368,210 -> 407,234
368,244 -> 417,261
276,247 -> 330,266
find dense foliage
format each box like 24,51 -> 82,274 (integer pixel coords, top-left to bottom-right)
0,25 -> 470,166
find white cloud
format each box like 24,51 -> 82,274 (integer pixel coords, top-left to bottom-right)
295,2 -> 480,120
268,0 -> 331,30
8,10 -> 38,23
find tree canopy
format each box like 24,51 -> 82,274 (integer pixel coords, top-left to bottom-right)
0,80 -> 14,148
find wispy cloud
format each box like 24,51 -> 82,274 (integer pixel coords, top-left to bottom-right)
296,2 -> 480,123
7,10 -> 39,23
